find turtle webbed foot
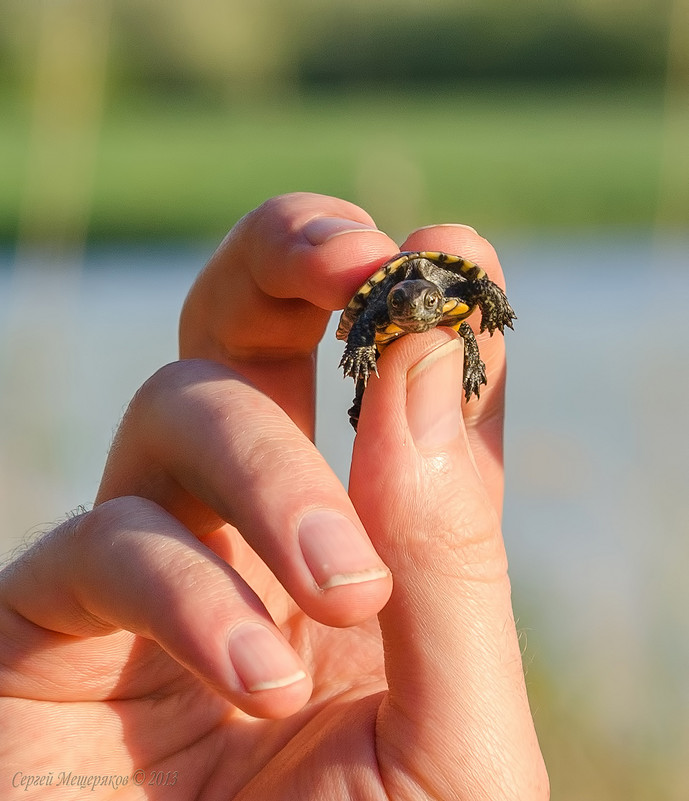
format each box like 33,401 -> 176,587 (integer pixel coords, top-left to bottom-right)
462,360 -> 488,401
476,278 -> 517,335
340,343 -> 378,385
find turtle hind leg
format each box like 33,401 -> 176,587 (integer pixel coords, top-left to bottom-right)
347,378 -> 367,431
458,321 -> 487,400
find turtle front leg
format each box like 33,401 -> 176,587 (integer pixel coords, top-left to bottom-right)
458,321 -> 487,400
340,305 -> 387,430
339,310 -> 379,385
467,277 -> 517,335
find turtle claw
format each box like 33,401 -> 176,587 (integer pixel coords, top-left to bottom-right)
462,361 -> 487,401
340,344 -> 378,385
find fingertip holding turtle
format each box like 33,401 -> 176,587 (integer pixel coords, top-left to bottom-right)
336,251 -> 516,430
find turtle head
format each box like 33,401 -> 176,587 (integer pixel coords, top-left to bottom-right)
386,279 -> 444,332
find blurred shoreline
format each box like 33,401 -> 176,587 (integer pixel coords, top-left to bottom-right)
1,232 -> 688,797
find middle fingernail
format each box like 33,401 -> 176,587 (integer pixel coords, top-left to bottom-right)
298,510 -> 389,590
302,216 -> 384,246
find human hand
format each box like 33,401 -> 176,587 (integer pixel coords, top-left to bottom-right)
0,193 -> 548,799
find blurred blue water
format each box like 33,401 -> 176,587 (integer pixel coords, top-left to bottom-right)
1,232 -> 688,751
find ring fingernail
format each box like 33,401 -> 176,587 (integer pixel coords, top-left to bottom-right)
228,622 -> 307,693
298,510 -> 389,590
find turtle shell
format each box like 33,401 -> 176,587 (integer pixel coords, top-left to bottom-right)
336,250 -> 486,341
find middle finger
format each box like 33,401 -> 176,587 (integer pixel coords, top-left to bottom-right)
96,358 -> 392,628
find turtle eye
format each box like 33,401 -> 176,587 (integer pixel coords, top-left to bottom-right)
424,292 -> 440,309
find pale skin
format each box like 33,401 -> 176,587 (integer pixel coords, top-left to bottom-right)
0,193 -> 549,799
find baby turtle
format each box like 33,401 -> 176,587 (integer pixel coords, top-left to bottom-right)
336,251 -> 516,430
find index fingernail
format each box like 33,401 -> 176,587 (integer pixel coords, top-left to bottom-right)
303,217 -> 383,246
298,510 -> 389,590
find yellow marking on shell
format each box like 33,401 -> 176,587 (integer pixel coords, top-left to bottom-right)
413,251 -> 486,281
418,251 -> 452,262
375,324 -> 405,349
375,332 -> 404,346
368,267 -> 388,286
443,300 -> 471,317
335,320 -> 349,340
337,257 -> 404,340
385,254 -> 410,271
352,261 -> 400,303
336,305 -> 358,339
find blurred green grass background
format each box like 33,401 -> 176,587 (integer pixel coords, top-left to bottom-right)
1,0 -> 687,247
0,86 -> 679,243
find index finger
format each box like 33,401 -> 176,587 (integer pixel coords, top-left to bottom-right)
179,192 -> 398,435
400,224 -> 510,511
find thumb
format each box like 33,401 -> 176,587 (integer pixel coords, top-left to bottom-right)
349,329 -> 547,800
